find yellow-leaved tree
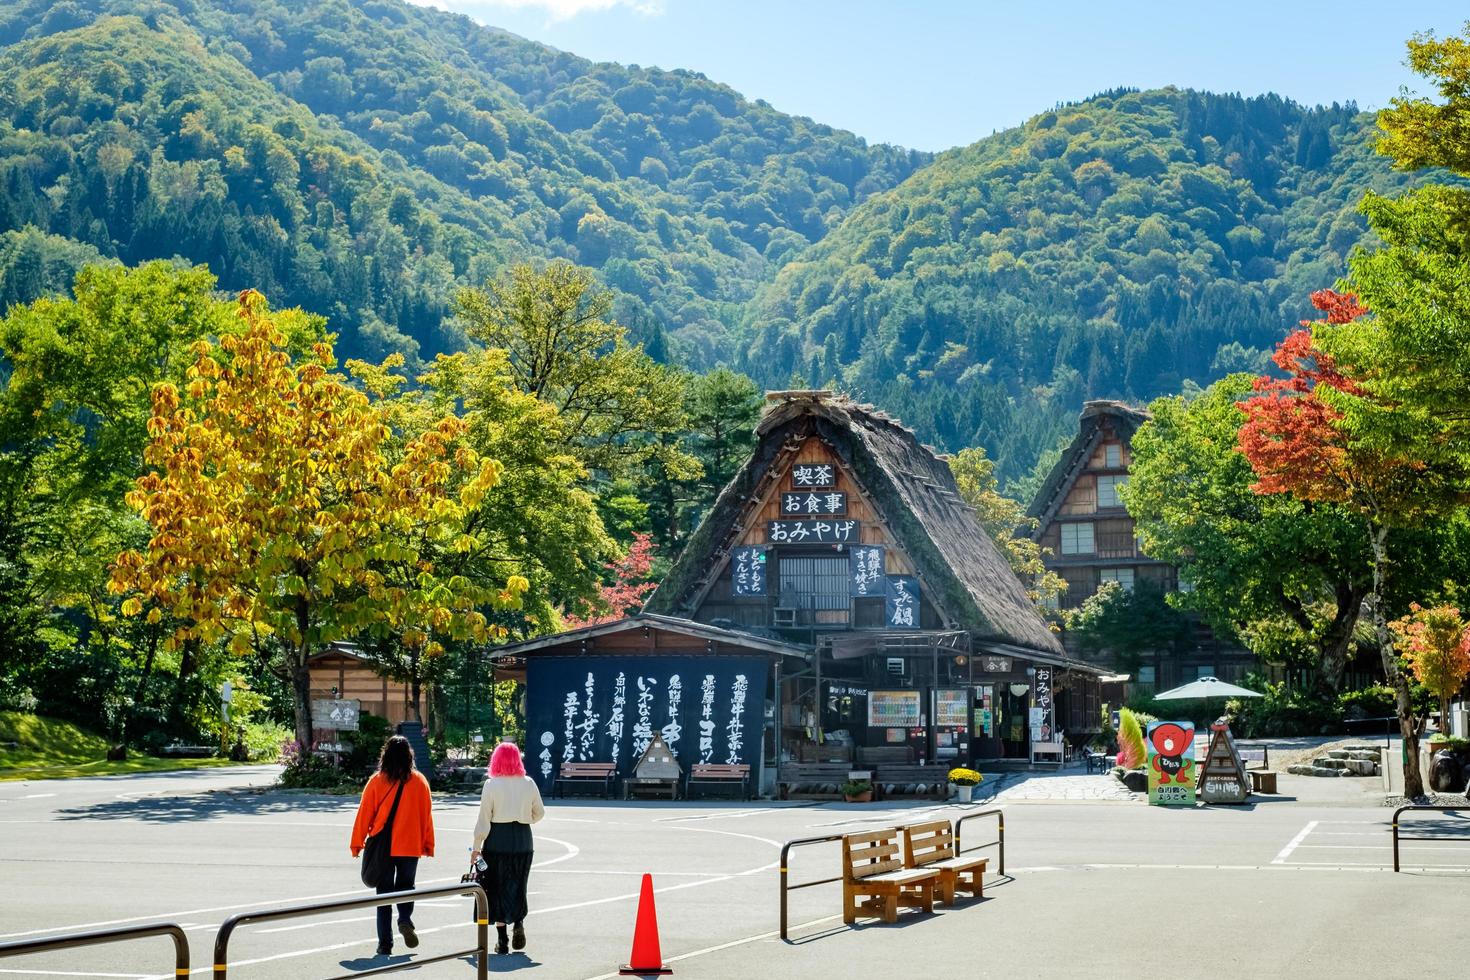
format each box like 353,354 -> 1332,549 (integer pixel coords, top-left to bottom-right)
109,291 -> 528,749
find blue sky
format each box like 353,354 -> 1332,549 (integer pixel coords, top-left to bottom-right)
411,1 -> 1467,152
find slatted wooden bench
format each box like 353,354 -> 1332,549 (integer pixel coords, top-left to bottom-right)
841,828 -> 938,924
553,761 -> 616,798
686,763 -> 751,800
901,819 -> 987,905
778,764 -> 866,799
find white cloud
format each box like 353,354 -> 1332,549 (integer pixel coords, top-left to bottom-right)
408,0 -> 663,22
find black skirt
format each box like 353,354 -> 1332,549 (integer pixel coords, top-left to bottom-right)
481,822 -> 534,924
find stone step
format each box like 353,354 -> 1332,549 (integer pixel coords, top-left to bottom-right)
1312,757 -> 1348,769
1287,763 -> 1344,777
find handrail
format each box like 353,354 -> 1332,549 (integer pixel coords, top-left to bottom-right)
778,833 -> 847,942
0,921 -> 188,975
954,808 -> 1005,876
213,883 -> 489,979
1392,804 -> 1470,872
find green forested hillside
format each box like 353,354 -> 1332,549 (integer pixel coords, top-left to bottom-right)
0,0 -> 923,362
740,89 -> 1415,480
0,1 -> 1416,481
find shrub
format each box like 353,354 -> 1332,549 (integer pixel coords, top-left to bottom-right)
278,738 -> 356,790
1117,708 -> 1146,768
341,712 -> 393,776
1227,683 -> 1338,737
1336,685 -> 1396,720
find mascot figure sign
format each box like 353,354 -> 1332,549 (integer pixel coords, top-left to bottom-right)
1145,721 -> 1196,806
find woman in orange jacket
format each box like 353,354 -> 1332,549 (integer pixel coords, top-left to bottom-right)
351,736 -> 435,957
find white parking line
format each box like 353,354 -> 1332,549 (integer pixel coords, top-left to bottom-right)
1272,820 -> 1319,864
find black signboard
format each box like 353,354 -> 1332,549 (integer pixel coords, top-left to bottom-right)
850,545 -> 885,597
780,491 -> 847,517
885,575 -> 920,628
731,546 -> 767,596
790,463 -> 836,488
767,519 -> 859,544
1034,665 -> 1054,741
526,655 -> 766,791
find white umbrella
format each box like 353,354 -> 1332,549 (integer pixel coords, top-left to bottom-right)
1152,676 -> 1263,701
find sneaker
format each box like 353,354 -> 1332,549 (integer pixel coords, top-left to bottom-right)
511,923 -> 526,951
398,921 -> 419,949
376,943 -> 392,957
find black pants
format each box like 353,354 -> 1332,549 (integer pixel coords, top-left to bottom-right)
375,856 -> 418,949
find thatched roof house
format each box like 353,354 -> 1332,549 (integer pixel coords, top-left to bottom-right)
648,392 -> 1063,656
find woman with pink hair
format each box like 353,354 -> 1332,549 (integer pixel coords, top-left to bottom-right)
471,741 -> 545,954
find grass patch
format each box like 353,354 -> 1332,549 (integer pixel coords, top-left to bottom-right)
0,711 -> 256,781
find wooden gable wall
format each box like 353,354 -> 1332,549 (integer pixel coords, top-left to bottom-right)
690,436 -> 942,629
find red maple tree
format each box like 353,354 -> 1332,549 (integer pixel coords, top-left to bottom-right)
563,532 -> 658,629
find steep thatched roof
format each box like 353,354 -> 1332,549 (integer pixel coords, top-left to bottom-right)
1025,399 -> 1150,528
646,393 -> 1063,655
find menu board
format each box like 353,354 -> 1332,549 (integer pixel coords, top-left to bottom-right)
867,689 -> 921,727
934,690 -> 969,727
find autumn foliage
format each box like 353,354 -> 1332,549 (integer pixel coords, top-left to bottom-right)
109,290 -> 528,745
562,532 -> 658,628
1391,603 -> 1470,730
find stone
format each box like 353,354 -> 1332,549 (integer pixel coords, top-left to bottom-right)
1344,759 -> 1376,776
1313,757 -> 1348,769
1326,750 -> 1350,759
1342,744 -> 1380,752
1348,751 -> 1381,762
1313,766 -> 1345,777
1287,764 -> 1316,776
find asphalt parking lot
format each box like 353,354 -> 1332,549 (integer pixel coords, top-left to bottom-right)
2,767 -> 1468,979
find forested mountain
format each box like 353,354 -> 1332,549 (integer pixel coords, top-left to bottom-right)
0,0 -> 1417,481
739,89 -> 1418,481
0,0 -> 923,361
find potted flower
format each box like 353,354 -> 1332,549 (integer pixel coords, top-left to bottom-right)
948,767 -> 982,803
841,778 -> 873,803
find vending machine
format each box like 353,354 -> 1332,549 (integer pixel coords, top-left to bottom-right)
930,688 -> 972,765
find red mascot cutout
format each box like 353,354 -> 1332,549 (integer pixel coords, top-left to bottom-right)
1148,722 -> 1193,785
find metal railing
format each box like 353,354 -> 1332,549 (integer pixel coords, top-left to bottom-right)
213,883 -> 489,979
1392,804 -> 1470,872
777,833 -> 846,942
955,808 -> 1005,876
0,922 -> 188,975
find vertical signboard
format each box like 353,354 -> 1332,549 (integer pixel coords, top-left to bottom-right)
885,575 -> 920,628
1033,665 -> 1054,741
525,655 -> 766,792
730,545 -> 767,596
1145,721 -> 1197,806
849,545 -> 885,597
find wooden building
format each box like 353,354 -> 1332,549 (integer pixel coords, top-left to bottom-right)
307,644 -> 417,726
1026,399 -> 1256,690
496,392 -> 1108,796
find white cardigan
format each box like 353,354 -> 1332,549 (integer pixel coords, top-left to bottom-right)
472,775 -> 546,849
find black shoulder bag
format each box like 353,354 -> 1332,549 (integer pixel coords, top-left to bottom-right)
359,777 -> 408,888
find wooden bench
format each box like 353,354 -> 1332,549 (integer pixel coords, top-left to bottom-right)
778,764 -> 866,799
686,763 -> 750,800
1249,770 -> 1277,794
871,765 -> 954,800
902,820 -> 988,905
841,829 -> 938,924
553,761 -> 616,798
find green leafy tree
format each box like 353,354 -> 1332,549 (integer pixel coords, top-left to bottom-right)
1066,581 -> 1193,674
453,263 -> 698,484
1127,376 -> 1371,691
949,447 -> 1065,608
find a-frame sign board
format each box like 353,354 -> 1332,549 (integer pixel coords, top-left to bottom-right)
625,732 -> 681,799
1196,724 -> 1250,804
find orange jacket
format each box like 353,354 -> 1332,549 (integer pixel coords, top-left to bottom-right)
351,771 -> 435,859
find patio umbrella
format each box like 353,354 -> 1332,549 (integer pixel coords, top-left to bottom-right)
1152,676 -> 1263,701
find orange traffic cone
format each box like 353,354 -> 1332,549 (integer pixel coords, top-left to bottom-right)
619,873 -> 672,975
